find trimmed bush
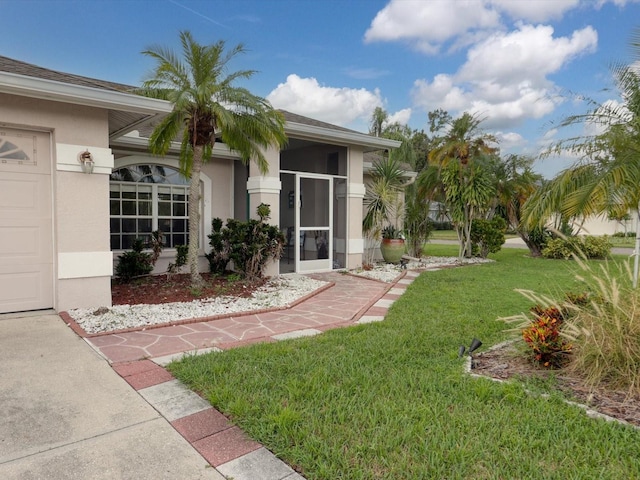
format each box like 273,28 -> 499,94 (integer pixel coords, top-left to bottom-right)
541,235 -> 611,260
206,204 -> 285,280
115,238 -> 154,282
470,216 -> 507,258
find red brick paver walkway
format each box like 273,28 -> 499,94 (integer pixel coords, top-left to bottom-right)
79,269 -> 425,480
86,271 -> 410,364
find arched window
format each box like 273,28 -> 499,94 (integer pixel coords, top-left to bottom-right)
109,165 -> 190,250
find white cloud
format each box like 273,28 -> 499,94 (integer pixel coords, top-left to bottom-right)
490,0 -> 580,22
411,25 -> 597,129
364,0 -> 587,54
494,131 -> 527,150
388,108 -> 412,126
458,25 -> 597,85
266,74 -> 383,127
364,0 -> 501,54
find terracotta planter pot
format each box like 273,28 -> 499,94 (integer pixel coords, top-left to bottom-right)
380,238 -> 405,264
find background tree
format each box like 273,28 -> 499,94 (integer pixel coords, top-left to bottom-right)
523,27 -> 640,284
424,113 -> 498,258
369,106 -> 388,137
492,154 -> 545,256
140,31 -> 287,288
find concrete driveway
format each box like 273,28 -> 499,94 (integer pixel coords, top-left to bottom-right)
0,313 -> 222,479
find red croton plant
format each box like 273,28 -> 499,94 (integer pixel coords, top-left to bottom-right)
522,305 -> 572,368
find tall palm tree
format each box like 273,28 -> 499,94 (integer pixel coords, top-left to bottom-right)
139,31 -> 287,287
425,113 -> 498,257
492,154 -> 544,256
523,27 -> 640,284
369,107 -> 389,137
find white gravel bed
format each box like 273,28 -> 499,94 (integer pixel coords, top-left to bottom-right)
351,256 -> 493,283
69,256 -> 491,334
68,274 -> 329,334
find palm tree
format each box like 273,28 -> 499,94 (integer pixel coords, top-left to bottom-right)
369,107 -> 388,137
139,31 -> 287,288
425,113 -> 498,258
523,27 -> 640,284
492,154 -> 545,256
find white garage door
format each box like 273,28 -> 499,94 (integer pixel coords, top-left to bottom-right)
0,128 -> 53,313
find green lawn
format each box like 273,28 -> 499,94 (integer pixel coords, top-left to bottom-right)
169,246 -> 640,479
610,235 -> 636,248
430,229 -> 518,241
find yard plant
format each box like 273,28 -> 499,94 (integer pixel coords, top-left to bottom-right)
169,246 -> 640,479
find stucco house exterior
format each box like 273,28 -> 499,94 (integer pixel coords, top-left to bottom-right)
0,56 -> 400,315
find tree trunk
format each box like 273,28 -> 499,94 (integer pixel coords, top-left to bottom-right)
188,146 -> 205,289
522,236 -> 543,257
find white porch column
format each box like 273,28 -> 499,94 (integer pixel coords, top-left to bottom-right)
247,145 -> 281,276
346,148 -> 365,269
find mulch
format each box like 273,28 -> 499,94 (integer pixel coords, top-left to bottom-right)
472,342 -> 640,428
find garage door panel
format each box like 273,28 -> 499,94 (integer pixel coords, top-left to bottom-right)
0,221 -> 52,264
0,264 -> 52,312
0,173 -> 50,215
0,128 -> 52,314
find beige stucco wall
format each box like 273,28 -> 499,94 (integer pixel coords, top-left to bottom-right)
0,93 -> 113,311
248,145 -> 281,276
575,213 -> 636,236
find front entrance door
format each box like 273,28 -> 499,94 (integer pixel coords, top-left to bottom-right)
0,128 -> 53,313
280,172 -> 333,273
296,175 -> 332,273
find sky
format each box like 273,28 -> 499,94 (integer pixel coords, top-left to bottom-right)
1,0 -> 639,177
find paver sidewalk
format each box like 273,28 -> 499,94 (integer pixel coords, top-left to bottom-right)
85,271 -> 398,364
86,270 -> 422,479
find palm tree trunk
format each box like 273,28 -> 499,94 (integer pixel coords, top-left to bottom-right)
188,146 -> 204,289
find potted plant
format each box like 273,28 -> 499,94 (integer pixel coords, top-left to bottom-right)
380,225 -> 405,263
363,156 -> 406,266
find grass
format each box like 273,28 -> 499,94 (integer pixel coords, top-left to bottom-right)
429,229 -> 460,241
430,229 -> 518,241
168,246 -> 640,479
609,235 -> 635,248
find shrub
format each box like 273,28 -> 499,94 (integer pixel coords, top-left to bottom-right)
562,258 -> 640,395
541,235 -> 611,260
470,216 -> 507,258
527,226 -> 552,253
206,218 -> 229,274
505,257 -> 640,394
167,244 -> 188,274
521,304 -> 571,368
432,221 -> 453,230
206,204 -> 285,280
115,238 -> 154,282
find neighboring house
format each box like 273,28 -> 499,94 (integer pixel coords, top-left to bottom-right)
0,56 -> 400,314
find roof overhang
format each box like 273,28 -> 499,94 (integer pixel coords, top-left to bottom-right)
0,71 -> 172,139
110,131 -> 241,160
285,121 -> 401,152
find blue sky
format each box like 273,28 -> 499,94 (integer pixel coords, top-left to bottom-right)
1,0 -> 639,177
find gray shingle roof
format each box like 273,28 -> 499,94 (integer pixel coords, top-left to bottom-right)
279,110 -> 362,134
0,56 -> 385,144
0,55 -> 133,93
